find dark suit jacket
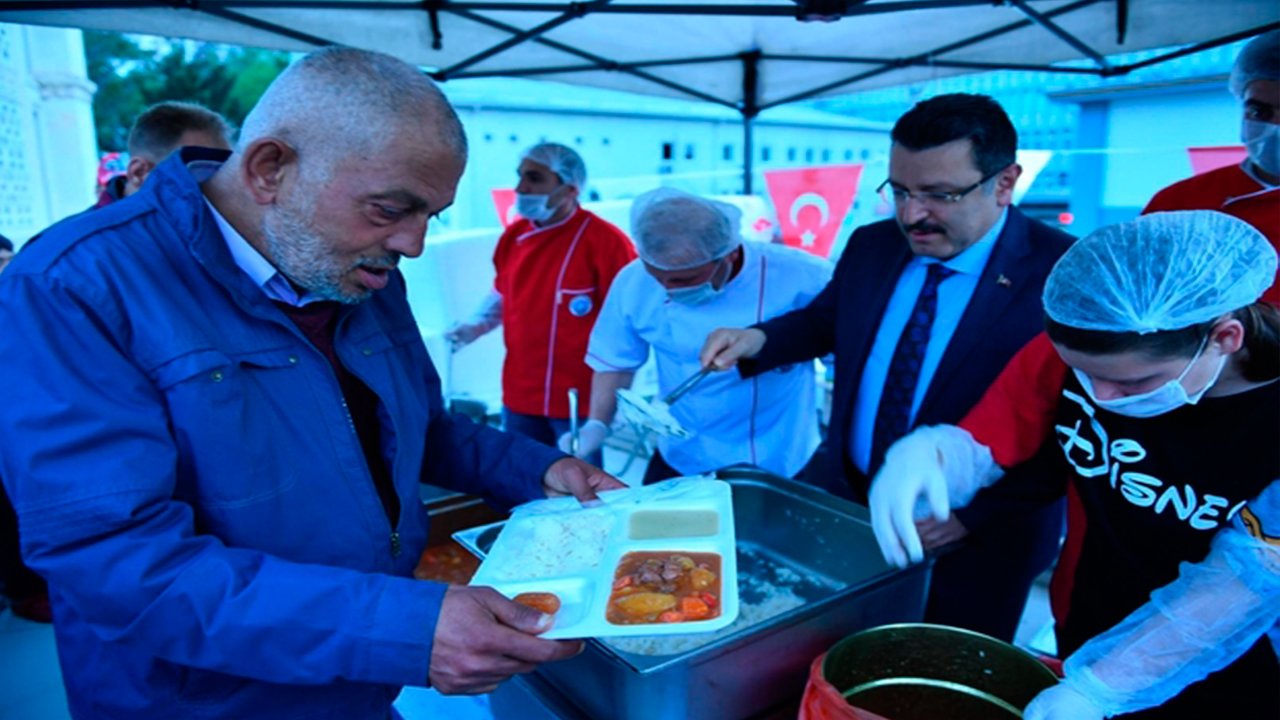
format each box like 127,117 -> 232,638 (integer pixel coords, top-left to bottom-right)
741,207 -> 1073,639
744,207 -> 1070,501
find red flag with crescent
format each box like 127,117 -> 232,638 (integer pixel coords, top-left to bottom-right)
1186,145 -> 1246,176
764,164 -> 862,258
491,188 -> 520,227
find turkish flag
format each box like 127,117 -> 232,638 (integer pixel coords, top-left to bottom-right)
764,165 -> 862,258
491,188 -> 520,227
1187,145 -> 1247,176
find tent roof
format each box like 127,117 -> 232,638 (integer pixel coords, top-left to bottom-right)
4,0 -> 1277,112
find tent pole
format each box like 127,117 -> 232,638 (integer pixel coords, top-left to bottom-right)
741,50 -> 761,195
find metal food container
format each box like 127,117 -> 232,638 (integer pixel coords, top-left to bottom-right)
453,467 -> 931,720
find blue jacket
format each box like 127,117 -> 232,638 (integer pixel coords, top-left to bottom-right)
0,150 -> 565,719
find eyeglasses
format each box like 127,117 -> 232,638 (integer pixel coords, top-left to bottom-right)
877,167 -> 1005,207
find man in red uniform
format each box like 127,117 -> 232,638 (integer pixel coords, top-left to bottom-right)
448,143 -> 635,464
1143,29 -> 1279,303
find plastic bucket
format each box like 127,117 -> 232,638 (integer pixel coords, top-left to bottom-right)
818,623 -> 1058,720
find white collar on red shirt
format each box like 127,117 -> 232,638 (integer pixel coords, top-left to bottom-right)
1229,161 -> 1280,206
516,205 -> 584,242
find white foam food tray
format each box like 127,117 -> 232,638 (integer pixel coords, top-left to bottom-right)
470,476 -> 739,640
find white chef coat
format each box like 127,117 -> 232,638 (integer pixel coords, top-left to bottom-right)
586,242 -> 833,477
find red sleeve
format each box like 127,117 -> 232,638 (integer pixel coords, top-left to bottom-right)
958,332 -> 1068,468
1141,184 -> 1179,214
591,224 -> 637,300
491,225 -> 519,295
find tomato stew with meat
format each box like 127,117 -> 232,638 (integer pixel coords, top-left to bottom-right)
606,552 -> 721,625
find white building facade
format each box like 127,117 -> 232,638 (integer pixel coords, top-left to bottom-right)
0,22 -> 97,247
1055,76 -> 1241,236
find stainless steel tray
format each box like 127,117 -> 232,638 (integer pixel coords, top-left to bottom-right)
454,467 -> 932,720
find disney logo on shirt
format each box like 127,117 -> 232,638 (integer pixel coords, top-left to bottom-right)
1054,387 -> 1249,532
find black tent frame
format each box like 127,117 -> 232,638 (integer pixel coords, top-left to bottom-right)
4,0 -> 1275,191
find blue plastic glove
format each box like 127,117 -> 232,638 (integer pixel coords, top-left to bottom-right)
1024,683 -> 1107,720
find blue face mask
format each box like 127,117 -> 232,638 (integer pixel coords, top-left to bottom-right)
667,257 -> 731,306
1072,339 -> 1226,418
1242,118 -> 1280,177
515,193 -> 556,223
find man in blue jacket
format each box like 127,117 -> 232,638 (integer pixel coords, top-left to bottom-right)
701,94 -> 1073,642
0,48 -> 621,720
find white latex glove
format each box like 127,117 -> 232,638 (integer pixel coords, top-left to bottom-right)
1024,683 -> 1107,720
868,432 -> 952,568
556,419 -> 609,458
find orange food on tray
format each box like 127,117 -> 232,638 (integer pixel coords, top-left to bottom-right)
606,552 -> 721,625
513,592 -> 562,615
414,541 -> 481,585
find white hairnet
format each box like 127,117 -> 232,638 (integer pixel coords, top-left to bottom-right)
521,142 -> 586,189
1044,210 -> 1277,334
629,188 -> 743,271
1229,29 -> 1280,98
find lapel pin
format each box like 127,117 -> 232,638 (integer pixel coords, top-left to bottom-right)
996,274 -> 1012,288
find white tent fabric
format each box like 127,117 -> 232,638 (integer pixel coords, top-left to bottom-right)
4,1 -> 1278,111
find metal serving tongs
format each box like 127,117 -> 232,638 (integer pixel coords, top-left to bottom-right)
661,366 -> 713,406
614,365 -> 713,441
567,388 -> 580,455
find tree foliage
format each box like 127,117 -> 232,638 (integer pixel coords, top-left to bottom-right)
84,31 -> 291,152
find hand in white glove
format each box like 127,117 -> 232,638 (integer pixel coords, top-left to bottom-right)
556,419 -> 610,458
445,323 -> 485,352
868,431 -> 952,568
1024,683 -> 1107,720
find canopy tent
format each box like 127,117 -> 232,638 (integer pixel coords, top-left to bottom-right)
4,0 -> 1277,190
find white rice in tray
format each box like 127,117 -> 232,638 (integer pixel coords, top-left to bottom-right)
481,509 -> 616,581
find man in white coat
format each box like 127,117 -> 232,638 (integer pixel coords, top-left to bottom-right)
559,188 -> 833,484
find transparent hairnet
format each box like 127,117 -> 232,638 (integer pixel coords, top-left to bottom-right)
629,188 -> 742,271
1228,29 -> 1280,98
1044,210 -> 1277,334
521,142 -> 587,189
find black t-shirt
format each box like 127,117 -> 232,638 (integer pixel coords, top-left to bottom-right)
1053,374 -> 1279,718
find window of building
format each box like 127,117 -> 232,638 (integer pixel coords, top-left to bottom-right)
685,144 -> 695,160
843,149 -> 853,161
662,142 -> 674,161
762,146 -> 772,161
723,144 -> 734,161
787,147 -> 797,162
821,148 -> 831,162
804,148 -> 815,163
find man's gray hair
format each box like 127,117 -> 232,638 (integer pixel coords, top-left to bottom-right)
238,47 -> 467,179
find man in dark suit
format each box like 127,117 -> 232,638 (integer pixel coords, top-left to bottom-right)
701,93 -> 1073,641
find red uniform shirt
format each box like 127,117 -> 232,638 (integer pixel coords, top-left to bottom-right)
1143,164 -> 1280,304
960,333 -> 1078,628
493,207 -> 635,418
